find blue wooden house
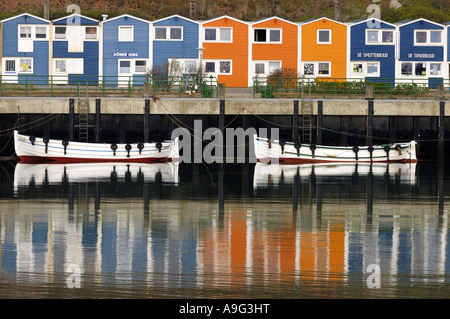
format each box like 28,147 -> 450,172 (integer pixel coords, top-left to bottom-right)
52,13 -> 99,85
152,15 -> 200,76
102,14 -> 150,87
348,18 -> 397,83
396,18 -> 445,87
1,13 -> 50,84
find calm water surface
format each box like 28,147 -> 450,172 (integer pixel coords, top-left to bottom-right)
0,160 -> 449,298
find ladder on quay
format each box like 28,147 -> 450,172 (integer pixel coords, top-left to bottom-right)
77,85 -> 89,142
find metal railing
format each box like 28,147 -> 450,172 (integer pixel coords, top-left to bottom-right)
252,77 -> 450,99
0,74 -> 219,98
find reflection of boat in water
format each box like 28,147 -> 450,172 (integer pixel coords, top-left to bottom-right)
14,130 -> 179,163
253,162 -> 417,188
253,135 -> 417,164
14,162 -> 179,191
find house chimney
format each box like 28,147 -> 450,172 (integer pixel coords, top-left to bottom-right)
190,0 -> 196,20
334,1 -> 342,21
44,0 -> 50,20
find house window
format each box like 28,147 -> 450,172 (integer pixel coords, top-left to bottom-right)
401,62 -> 412,75
367,30 -> 378,43
35,27 -> 47,39
119,26 -> 133,42
205,28 -> 232,42
415,63 -> 426,76
155,28 -> 167,39
55,60 -> 66,73
205,62 -> 215,73
220,28 -> 231,41
6,60 -> 16,72
255,63 -> 265,74
430,31 -> 441,43
184,61 -> 196,73
254,29 -> 281,43
20,26 -> 32,38
318,62 -> 330,75
220,61 -> 231,74
366,30 -> 394,44
269,62 -> 281,74
135,60 -> 147,73
353,63 -> 363,74
415,30 -> 442,45
170,27 -> 182,40
19,59 -> 32,72
317,29 -> 331,44
205,29 -> 216,41
55,27 -> 66,39
382,31 -> 393,43
430,63 -> 441,76
85,27 -> 97,39
304,63 -> 314,75
119,60 -> 131,74
367,62 -> 379,76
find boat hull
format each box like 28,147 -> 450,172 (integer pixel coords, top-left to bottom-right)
253,135 -> 417,164
14,130 -> 179,163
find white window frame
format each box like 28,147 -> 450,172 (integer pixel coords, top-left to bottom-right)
53,58 -> 84,74
253,28 -> 282,44
2,58 -> 34,74
118,26 -> 134,42
54,59 -> 67,73
54,26 -> 67,40
366,62 -> 380,77
399,61 -> 441,77
35,26 -> 48,40
19,25 -> 32,39
203,27 -> 233,43
4,59 -> 17,73
19,58 -> 33,73
18,25 -> 49,41
302,61 -> 332,77
365,29 -> 394,45
203,59 -> 233,75
85,26 -> 97,40
429,62 -> 442,76
154,26 -> 184,41
317,29 -> 331,44
135,60 -> 148,73
414,30 -> 443,46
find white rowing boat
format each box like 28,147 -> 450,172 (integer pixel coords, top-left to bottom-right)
253,135 -> 417,164
14,130 -> 179,163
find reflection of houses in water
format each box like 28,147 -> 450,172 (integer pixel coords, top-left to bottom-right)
2,162 -> 449,294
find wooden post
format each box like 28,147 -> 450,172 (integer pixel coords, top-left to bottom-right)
144,99 -> 150,143
95,99 -> 101,143
293,100 -> 299,143
317,100 -> 323,145
219,99 -> 225,131
439,101 -> 445,162
367,100 -> 374,147
69,98 -> 74,141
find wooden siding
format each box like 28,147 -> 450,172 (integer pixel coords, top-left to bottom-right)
202,17 -> 248,88
252,18 -> 298,73
399,20 -> 444,62
302,18 -> 347,79
350,21 -> 396,81
153,16 -> 199,68
103,16 -> 150,84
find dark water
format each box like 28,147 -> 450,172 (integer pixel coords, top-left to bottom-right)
0,160 -> 449,299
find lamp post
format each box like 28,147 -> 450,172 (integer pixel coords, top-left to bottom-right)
198,47 -> 204,84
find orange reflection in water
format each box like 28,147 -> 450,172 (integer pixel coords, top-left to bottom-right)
199,211 -> 346,288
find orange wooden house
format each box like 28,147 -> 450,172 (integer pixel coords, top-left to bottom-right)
299,17 -> 347,80
250,17 -> 300,86
200,16 -> 249,88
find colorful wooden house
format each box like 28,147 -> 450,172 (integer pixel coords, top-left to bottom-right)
152,15 -> 200,77
251,17 -> 299,85
1,13 -> 50,84
348,18 -> 397,83
396,18 -> 445,87
299,17 -> 347,80
52,13 -> 100,85
201,16 -> 249,88
102,14 -> 150,87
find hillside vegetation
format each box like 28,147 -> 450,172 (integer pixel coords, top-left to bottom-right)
0,0 -> 448,23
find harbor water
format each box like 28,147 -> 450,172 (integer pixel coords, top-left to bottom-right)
0,160 -> 449,299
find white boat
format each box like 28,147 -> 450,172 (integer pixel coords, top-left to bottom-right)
14,130 -> 179,163
253,135 -> 417,164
